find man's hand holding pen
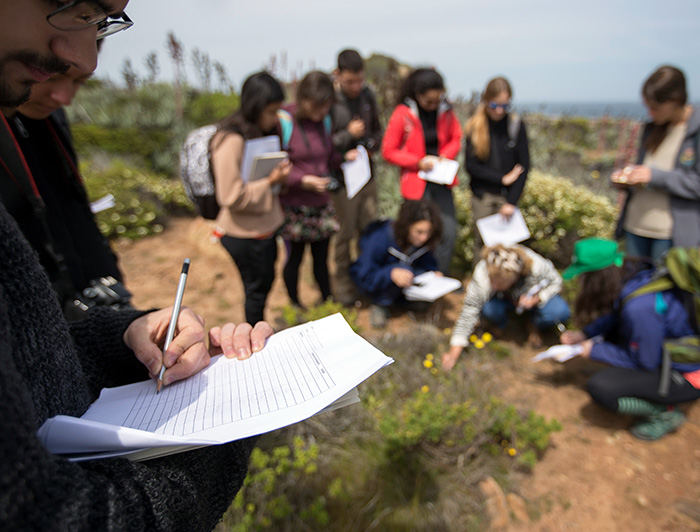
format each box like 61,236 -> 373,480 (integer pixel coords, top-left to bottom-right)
123,308 -> 274,390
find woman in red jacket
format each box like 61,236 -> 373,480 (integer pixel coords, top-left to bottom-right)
382,68 -> 462,273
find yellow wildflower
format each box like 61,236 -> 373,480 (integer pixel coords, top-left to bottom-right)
430,368 -> 438,375
474,339 -> 485,349
482,332 -> 493,343
423,359 -> 434,369
469,334 -> 478,343
444,328 -> 451,335
421,385 -> 430,394
508,448 -> 517,457
591,170 -> 601,179
426,353 -> 434,361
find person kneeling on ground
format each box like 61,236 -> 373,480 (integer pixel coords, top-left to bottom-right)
560,238 -> 700,440
350,199 -> 442,328
442,244 -> 570,371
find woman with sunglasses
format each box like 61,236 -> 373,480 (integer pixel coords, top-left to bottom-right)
381,67 -> 462,274
464,77 -> 530,258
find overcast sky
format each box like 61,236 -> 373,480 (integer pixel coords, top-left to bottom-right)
97,0 -> 700,103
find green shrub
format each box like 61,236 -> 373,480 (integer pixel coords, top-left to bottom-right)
453,169 -> 618,270
217,436 -> 340,532
82,159 -> 193,240
278,299 -> 360,333
485,397 -> 562,470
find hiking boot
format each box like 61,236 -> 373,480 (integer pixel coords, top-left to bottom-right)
369,305 -> 390,329
630,410 -> 686,441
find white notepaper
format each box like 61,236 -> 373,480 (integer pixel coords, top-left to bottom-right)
340,145 -> 371,199
403,271 -> 462,302
240,135 -> 282,182
37,314 -> 393,461
417,157 -> 459,185
475,208 -> 531,247
90,194 -> 115,214
531,344 -> 584,363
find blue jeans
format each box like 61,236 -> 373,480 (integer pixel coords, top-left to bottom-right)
481,294 -> 571,330
624,232 -> 672,262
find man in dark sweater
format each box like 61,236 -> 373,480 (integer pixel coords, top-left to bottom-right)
0,2 -> 272,530
330,49 -> 383,305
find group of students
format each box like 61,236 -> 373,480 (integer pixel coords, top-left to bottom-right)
210,50 -> 532,331
203,57 -> 700,442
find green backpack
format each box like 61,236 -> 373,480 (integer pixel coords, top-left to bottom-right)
622,247 -> 700,395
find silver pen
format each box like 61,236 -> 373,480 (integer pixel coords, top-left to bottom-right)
157,259 -> 190,393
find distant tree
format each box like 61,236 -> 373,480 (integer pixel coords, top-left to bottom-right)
121,58 -> 139,91
191,48 -> 212,92
166,31 -> 185,120
144,51 -> 159,85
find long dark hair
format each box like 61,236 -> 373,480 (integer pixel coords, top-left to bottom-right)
573,258 -> 653,326
396,67 -> 444,107
393,199 -> 443,251
216,71 -> 285,144
642,65 -> 687,154
294,71 -> 335,120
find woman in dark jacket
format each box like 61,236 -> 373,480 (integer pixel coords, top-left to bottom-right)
350,199 -> 442,328
464,76 -> 530,257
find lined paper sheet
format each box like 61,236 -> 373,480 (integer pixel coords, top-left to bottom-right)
38,314 -> 393,460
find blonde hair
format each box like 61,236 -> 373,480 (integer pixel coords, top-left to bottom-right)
482,244 -> 532,283
464,77 -> 513,161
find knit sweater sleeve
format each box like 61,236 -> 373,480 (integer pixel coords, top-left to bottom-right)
450,261 -> 493,347
0,292 -> 255,531
68,306 -> 151,395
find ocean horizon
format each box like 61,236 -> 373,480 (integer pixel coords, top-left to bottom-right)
516,101 -> 648,120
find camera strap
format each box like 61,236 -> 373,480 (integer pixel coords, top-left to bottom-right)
0,113 -> 77,300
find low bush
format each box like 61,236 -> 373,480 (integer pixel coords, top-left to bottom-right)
453,169 -> 618,270
82,159 -> 193,240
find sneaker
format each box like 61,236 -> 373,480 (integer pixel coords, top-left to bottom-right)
630,410 -> 686,441
369,305 -> 390,329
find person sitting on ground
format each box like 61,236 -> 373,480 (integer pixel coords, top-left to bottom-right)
560,238 -> 700,440
442,244 -> 570,371
349,199 -> 442,328
211,71 -> 291,325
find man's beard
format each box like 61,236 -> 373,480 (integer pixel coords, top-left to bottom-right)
0,50 -> 68,107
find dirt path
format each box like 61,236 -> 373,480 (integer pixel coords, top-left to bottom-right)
114,217 -> 700,531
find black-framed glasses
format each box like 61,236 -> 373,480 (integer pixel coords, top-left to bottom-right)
488,102 -> 511,111
47,1 -> 133,39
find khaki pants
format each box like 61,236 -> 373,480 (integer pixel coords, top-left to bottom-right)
331,179 -> 378,301
471,191 -> 508,261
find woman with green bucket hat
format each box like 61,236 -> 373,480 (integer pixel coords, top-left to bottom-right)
560,238 -> 700,440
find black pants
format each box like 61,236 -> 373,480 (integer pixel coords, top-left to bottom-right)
587,367 -> 700,411
421,182 -> 456,275
283,239 -> 331,306
221,235 -> 277,325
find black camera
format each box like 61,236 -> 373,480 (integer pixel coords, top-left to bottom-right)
72,276 -> 133,313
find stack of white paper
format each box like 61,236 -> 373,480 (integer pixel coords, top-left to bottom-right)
417,157 -> 459,185
38,314 -> 394,461
531,344 -> 584,363
476,208 -> 531,247
340,145 -> 371,199
403,271 -> 462,302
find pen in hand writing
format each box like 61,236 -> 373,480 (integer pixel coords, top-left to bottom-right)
516,280 -> 548,315
157,258 -> 190,393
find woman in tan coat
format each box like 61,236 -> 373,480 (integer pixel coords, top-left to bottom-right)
211,72 -> 291,324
